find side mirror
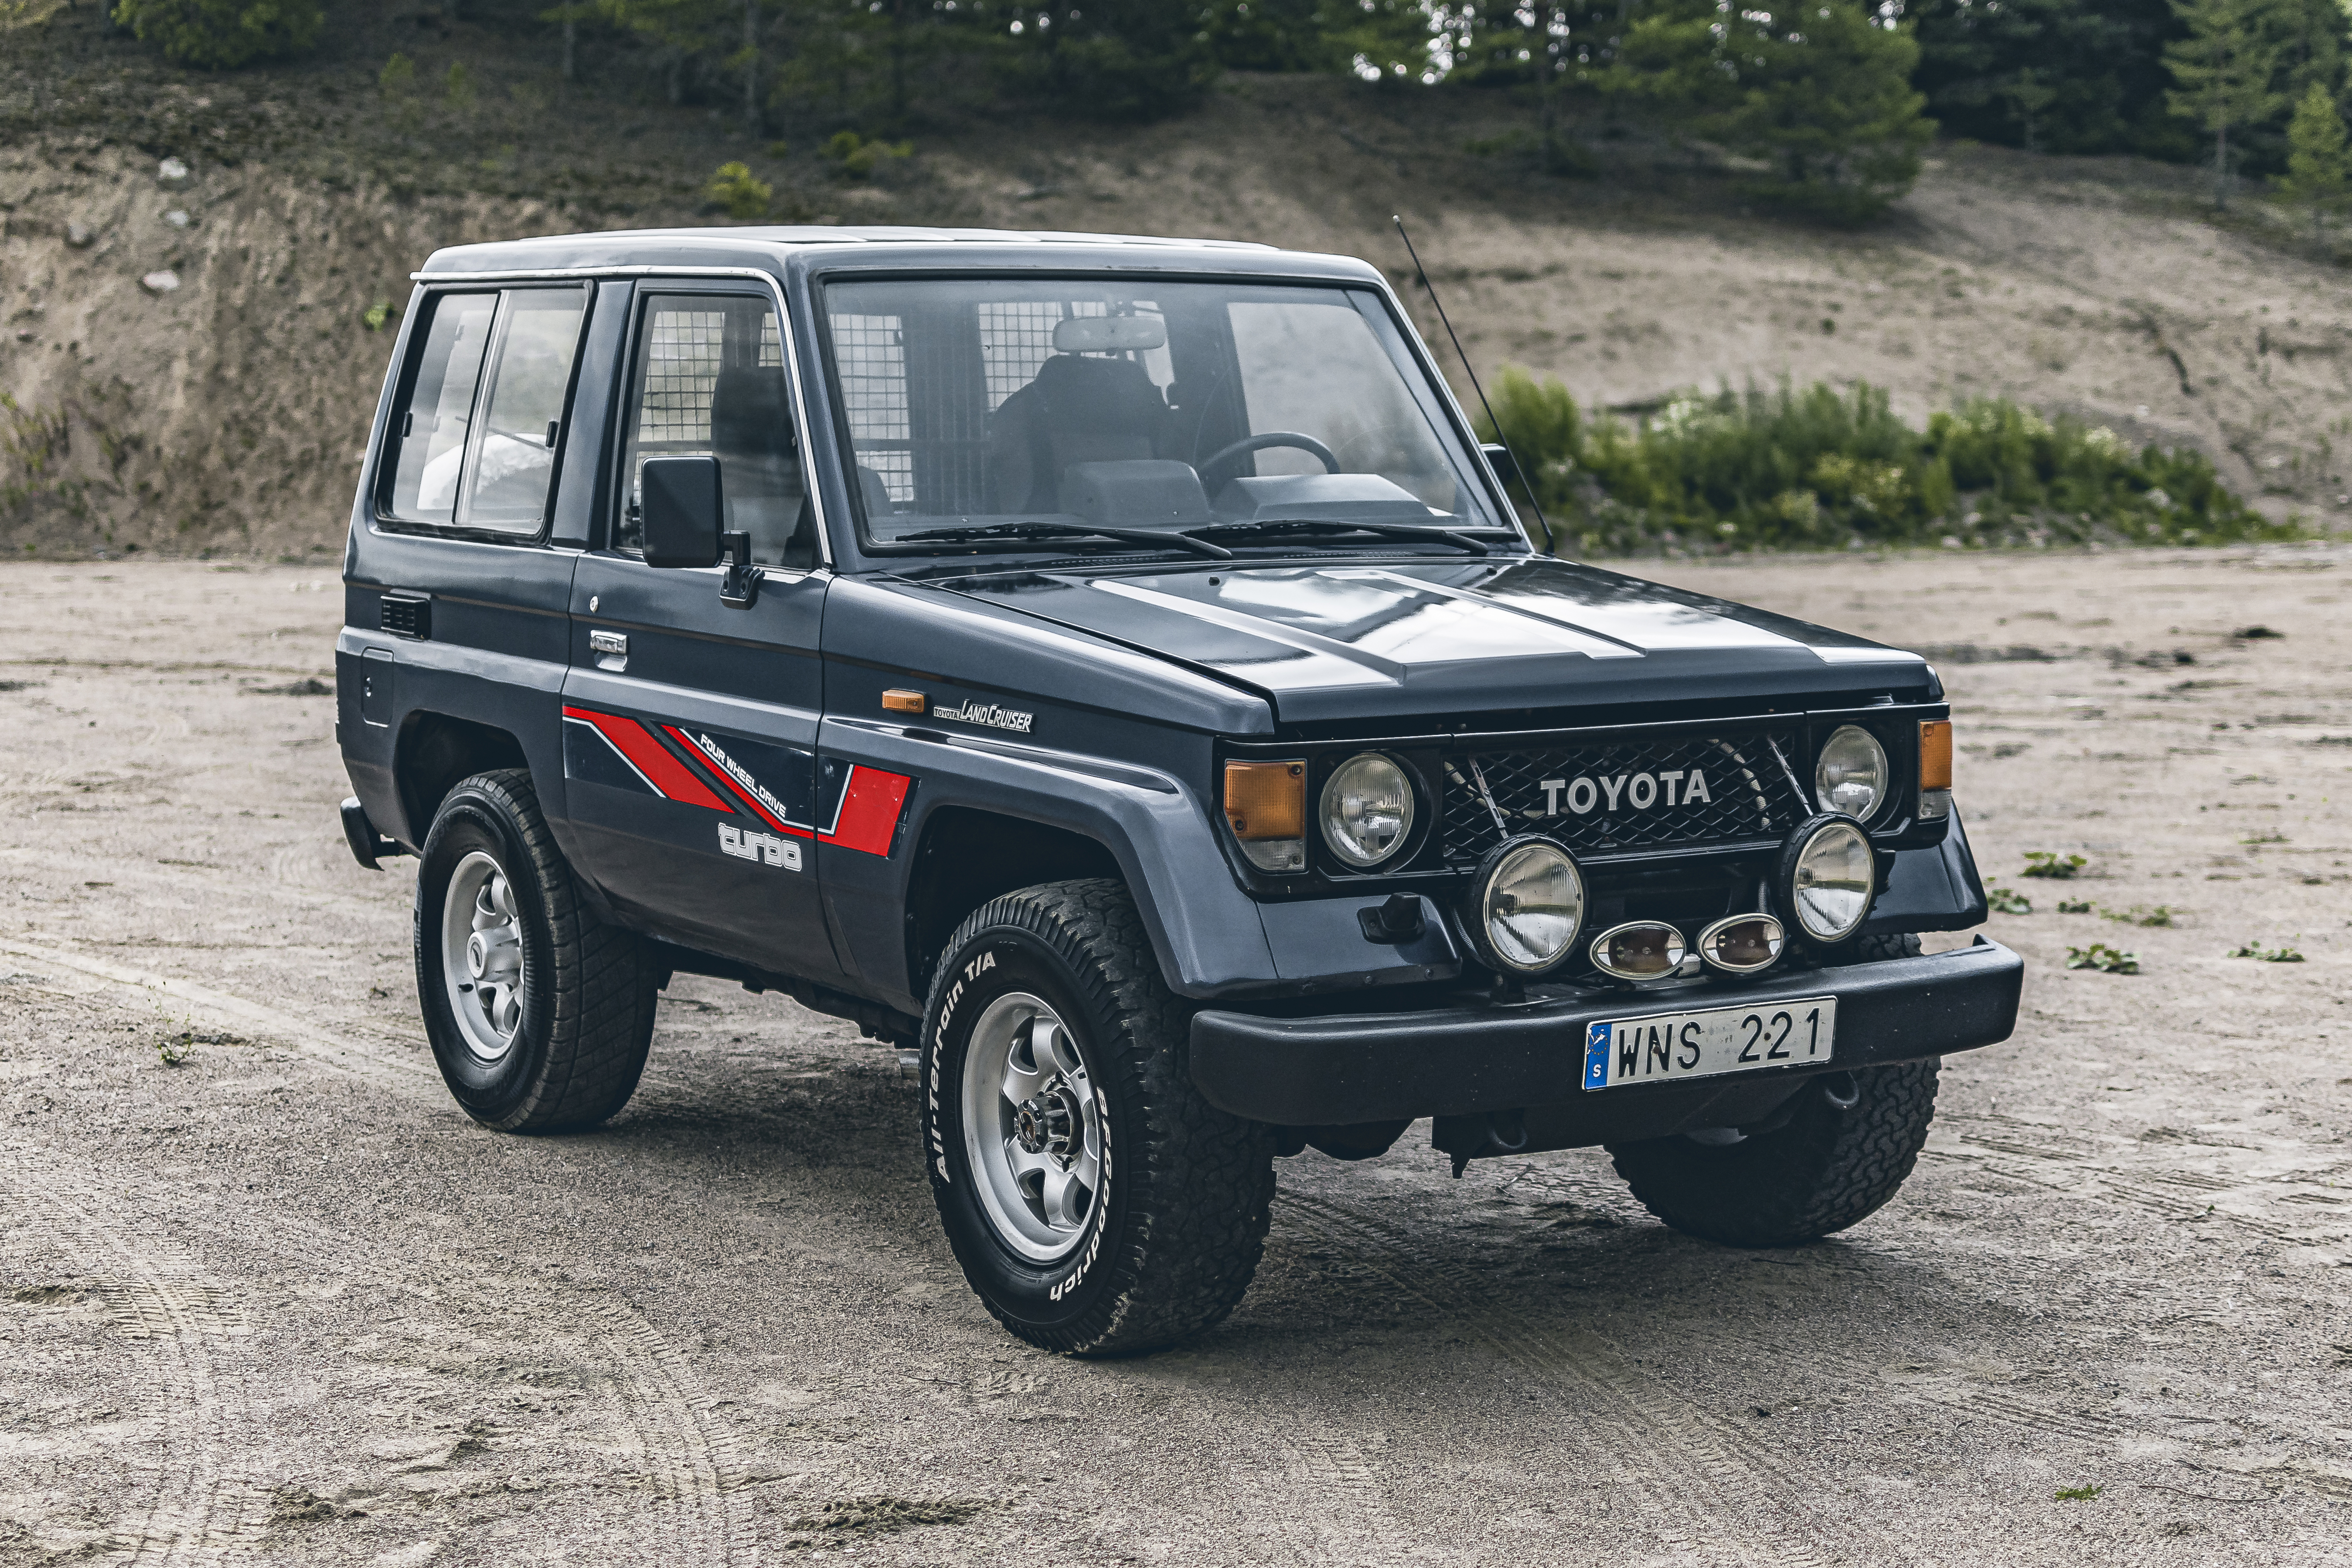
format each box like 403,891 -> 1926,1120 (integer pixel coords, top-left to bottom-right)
1480,442 -> 1522,489
640,456 -> 722,568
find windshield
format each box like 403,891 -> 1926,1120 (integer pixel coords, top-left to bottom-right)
816,276 -> 1514,552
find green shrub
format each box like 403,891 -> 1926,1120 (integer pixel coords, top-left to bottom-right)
116,0 -> 323,69
1477,369 -> 2297,556
706,162 -> 774,220
823,132 -> 912,179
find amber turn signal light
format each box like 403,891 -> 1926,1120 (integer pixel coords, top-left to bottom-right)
1222,761 -> 1304,840
882,689 -> 926,715
1919,720 -> 1953,792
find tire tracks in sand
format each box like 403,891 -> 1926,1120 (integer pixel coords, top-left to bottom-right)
3,940 -> 756,1565
1273,1186 -> 1887,1568
1,1163 -> 272,1565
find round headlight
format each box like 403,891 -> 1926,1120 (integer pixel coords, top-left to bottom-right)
1466,837 -> 1585,975
1319,752 -> 1416,868
1814,724 -> 1889,821
1778,815 -> 1875,944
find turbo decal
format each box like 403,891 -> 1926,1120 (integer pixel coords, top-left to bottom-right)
718,822 -> 803,871
561,707 -> 729,811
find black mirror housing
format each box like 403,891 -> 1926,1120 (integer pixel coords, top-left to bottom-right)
1480,442 -> 1522,489
641,456 -> 723,568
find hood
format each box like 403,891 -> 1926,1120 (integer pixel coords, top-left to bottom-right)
933,556 -> 1933,725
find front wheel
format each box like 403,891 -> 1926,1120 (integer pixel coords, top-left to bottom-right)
921,880 -> 1275,1356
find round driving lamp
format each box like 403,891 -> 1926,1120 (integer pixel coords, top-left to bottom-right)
1777,813 -> 1877,945
1814,724 -> 1889,822
1319,752 -> 1416,869
1462,836 -> 1585,976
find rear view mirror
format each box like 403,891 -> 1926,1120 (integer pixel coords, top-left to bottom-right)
640,456 -> 723,568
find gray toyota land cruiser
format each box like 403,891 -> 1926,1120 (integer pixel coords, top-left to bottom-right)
335,225 -> 2020,1355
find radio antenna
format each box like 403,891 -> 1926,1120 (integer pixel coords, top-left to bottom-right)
1393,214 -> 1550,546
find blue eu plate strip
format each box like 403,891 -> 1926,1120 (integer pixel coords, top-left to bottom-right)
1583,1021 -> 1610,1090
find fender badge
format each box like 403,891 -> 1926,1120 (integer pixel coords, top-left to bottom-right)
932,699 -> 1034,735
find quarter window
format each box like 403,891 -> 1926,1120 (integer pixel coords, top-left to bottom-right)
384,286 -> 588,535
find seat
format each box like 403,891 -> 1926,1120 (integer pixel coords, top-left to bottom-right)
708,365 -> 815,568
988,354 -> 1172,514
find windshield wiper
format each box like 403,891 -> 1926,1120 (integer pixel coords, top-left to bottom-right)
1185,519 -> 1493,555
892,521 -> 1234,560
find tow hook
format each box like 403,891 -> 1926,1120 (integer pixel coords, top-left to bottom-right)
1433,1107 -> 1528,1177
340,797 -> 409,871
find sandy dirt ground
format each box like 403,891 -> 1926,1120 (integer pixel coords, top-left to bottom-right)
2,550 -> 2349,1567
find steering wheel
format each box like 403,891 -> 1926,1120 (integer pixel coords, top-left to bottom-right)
1203,431 -> 1341,476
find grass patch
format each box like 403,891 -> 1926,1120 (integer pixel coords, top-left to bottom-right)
2065,943 -> 2140,974
1986,883 -> 2032,915
2056,898 -> 2094,914
2102,905 -> 2177,927
2022,852 -> 2087,880
2054,1484 -> 2104,1502
1481,372 -> 2301,556
2226,942 -> 2304,962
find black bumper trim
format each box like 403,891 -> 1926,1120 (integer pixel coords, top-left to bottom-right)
1189,937 -> 2022,1126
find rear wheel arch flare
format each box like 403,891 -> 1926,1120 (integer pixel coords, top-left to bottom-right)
395,712 -> 530,848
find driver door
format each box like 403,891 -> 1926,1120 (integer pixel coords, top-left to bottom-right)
560,281 -> 844,983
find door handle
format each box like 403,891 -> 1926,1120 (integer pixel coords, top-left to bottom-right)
589,629 -> 627,670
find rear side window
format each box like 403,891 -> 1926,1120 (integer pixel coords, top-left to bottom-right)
383,286 -> 589,535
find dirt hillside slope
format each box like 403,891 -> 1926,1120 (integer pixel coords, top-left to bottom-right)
3,73 -> 2342,556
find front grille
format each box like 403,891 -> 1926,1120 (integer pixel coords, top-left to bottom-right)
1440,727 -> 1811,869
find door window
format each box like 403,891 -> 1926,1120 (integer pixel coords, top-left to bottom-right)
383,287 -> 588,535
616,292 -> 813,568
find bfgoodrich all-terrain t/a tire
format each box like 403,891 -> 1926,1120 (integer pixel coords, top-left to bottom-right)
414,769 -> 659,1133
1605,935 -> 1940,1247
921,879 -> 1276,1356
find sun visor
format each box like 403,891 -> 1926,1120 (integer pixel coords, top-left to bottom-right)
1052,315 -> 1166,353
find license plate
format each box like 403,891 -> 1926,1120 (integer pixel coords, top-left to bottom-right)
1582,997 -> 1837,1091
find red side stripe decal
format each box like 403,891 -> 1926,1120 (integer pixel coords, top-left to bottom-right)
664,724 -> 807,838
820,766 -> 911,857
559,706 -> 730,813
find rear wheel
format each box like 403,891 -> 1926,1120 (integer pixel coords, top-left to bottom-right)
921,879 -> 1275,1355
414,769 -> 658,1132
1606,933 -> 1938,1247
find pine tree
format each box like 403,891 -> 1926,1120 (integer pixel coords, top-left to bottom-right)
2165,0 -> 2289,209
114,0 -> 324,68
2279,78 -> 2352,238
1616,0 -> 1935,224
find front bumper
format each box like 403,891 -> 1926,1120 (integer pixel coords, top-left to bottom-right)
1189,936 -> 2022,1128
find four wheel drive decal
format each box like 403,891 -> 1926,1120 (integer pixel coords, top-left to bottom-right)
562,704 -> 912,858
667,725 -> 809,838
562,707 -> 728,811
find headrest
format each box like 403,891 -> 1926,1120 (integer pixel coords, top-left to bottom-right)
709,366 -> 793,458
1052,315 -> 1166,354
